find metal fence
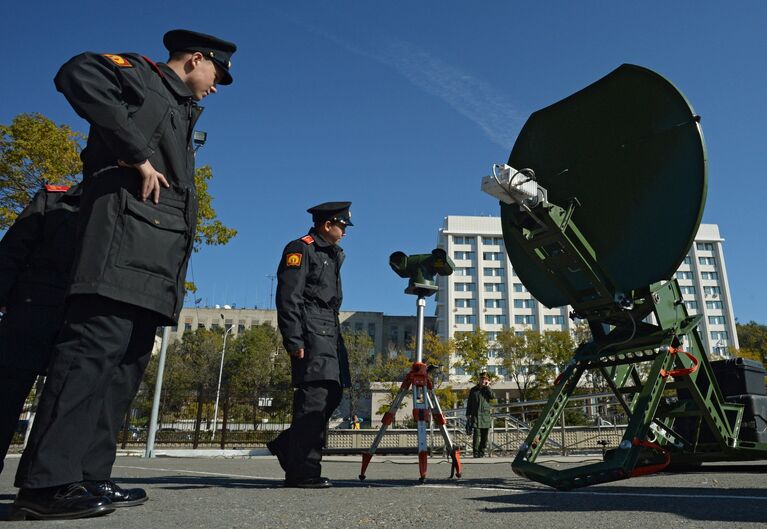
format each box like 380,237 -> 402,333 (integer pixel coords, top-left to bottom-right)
10,383 -> 630,457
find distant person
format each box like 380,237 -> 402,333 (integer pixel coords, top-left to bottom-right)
269,202 -> 353,488
466,372 -> 494,457
0,184 -> 81,476
351,415 -> 362,429
12,29 -> 237,521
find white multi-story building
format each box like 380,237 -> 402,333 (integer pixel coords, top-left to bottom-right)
436,216 -> 739,379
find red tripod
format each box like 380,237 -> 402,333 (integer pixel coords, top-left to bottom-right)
359,296 -> 462,483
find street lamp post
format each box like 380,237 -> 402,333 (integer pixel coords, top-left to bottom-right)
211,315 -> 234,439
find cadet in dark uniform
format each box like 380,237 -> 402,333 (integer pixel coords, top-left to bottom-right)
0,184 -> 81,476
12,30 -> 237,521
268,202 -> 353,488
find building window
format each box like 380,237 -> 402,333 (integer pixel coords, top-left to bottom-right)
454,366 -> 466,376
703,286 -> 721,297
696,242 -> 714,251
513,299 -> 533,309
485,314 -> 506,325
483,267 -> 505,277
684,300 -> 698,311
455,282 -> 477,292
680,286 -> 696,295
483,252 -> 503,261
368,323 -> 376,340
710,331 -> 729,341
515,315 -> 536,325
544,315 -> 564,325
484,283 -> 505,292
706,301 -> 723,310
698,256 -> 716,266
484,299 -> 506,309
701,271 -> 719,280
453,236 -> 474,245
455,315 -> 477,325
184,323 -> 193,331
513,283 -> 527,293
389,326 -> 399,344
675,271 -> 694,280
404,327 -> 413,345
453,251 -> 476,260
456,298 -> 477,309
455,267 -> 476,276
486,331 -> 498,341
708,316 -> 726,325
683,256 -> 692,265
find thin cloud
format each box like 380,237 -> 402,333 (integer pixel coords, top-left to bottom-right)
285,15 -> 524,148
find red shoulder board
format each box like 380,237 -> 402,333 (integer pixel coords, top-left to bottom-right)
102,54 -> 133,68
301,235 -> 315,245
142,55 -> 164,77
44,185 -> 70,193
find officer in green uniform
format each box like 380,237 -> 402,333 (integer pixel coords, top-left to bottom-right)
466,372 -> 494,457
0,184 -> 81,476
269,202 -> 353,488
12,29 -> 237,521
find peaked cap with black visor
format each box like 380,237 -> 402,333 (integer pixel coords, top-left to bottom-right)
163,29 -> 237,85
308,201 -> 354,227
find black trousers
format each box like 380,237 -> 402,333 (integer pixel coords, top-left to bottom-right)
271,381 -> 342,480
15,295 -> 157,488
0,367 -> 38,475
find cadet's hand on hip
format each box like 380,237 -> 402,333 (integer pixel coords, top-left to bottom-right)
289,348 -> 304,359
120,159 -> 170,204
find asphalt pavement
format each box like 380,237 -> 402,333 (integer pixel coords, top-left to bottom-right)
1,454 -> 766,528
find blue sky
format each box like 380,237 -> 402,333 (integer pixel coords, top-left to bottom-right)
2,2 -> 765,323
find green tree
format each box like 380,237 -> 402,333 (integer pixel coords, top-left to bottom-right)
497,329 -> 576,402
735,320 -> 767,365
0,113 -> 84,228
421,330 -> 457,409
343,331 -> 375,421
193,164 -> 238,249
225,323 -> 283,427
453,329 -> 489,381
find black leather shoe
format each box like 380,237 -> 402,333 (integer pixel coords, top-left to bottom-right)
83,480 -> 148,507
11,482 -> 115,520
267,440 -> 288,472
284,476 -> 332,489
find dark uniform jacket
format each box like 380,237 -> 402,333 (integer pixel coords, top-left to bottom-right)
54,51 -> 202,324
276,229 -> 351,388
466,385 -> 494,429
0,184 -> 82,372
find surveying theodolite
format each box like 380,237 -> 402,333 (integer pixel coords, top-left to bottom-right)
359,249 -> 463,483
481,64 -> 767,490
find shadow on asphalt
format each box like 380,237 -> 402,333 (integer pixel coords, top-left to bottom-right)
471,485 -> 767,523
115,475 -> 419,490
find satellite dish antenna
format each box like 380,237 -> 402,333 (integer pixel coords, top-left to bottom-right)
481,64 -> 766,490
500,64 -> 706,310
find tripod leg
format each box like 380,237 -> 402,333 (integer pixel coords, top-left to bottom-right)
427,388 -> 462,478
412,384 -> 431,483
359,379 -> 412,480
